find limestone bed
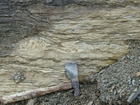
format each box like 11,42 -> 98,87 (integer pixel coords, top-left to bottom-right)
6,40 -> 140,105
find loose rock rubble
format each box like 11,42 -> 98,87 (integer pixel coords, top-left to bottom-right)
90,40 -> 140,104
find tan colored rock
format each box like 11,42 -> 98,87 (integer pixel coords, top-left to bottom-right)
0,1 -> 140,104
136,72 -> 140,77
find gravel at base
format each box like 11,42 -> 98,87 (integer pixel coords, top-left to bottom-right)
93,40 -> 140,104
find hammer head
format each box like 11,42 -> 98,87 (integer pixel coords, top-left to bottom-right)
65,62 -> 80,96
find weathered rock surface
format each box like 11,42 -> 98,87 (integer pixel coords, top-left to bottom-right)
89,40 -> 140,104
0,0 -> 140,102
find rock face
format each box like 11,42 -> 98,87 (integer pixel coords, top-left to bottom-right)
0,0 -> 140,100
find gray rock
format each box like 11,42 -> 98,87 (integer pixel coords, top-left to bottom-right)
45,0 -> 53,3
87,100 -> 93,105
127,88 -> 140,103
94,41 -> 140,103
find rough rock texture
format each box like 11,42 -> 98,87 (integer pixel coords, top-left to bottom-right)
0,0 -> 140,101
6,40 -> 140,105
89,40 -> 140,104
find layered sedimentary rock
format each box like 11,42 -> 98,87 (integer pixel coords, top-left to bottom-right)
0,0 -> 140,101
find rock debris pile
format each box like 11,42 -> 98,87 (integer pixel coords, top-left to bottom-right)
91,40 -> 140,104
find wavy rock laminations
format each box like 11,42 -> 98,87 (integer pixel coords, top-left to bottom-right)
0,0 -> 140,100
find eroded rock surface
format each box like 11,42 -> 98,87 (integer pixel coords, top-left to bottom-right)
0,0 -> 140,99
91,40 -> 140,104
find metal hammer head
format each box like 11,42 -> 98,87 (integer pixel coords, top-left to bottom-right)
65,62 -> 80,96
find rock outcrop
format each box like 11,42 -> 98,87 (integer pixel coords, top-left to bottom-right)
0,0 -> 140,103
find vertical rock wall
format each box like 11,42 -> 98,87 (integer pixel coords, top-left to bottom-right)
0,0 -> 140,98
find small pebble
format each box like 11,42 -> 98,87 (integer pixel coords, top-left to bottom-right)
136,72 -> 140,77
114,90 -> 117,95
130,55 -> 135,59
132,80 -> 135,86
87,100 -> 93,105
45,0 -> 53,3
128,79 -> 132,85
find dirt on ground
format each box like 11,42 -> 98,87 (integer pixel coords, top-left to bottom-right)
6,40 -> 140,105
